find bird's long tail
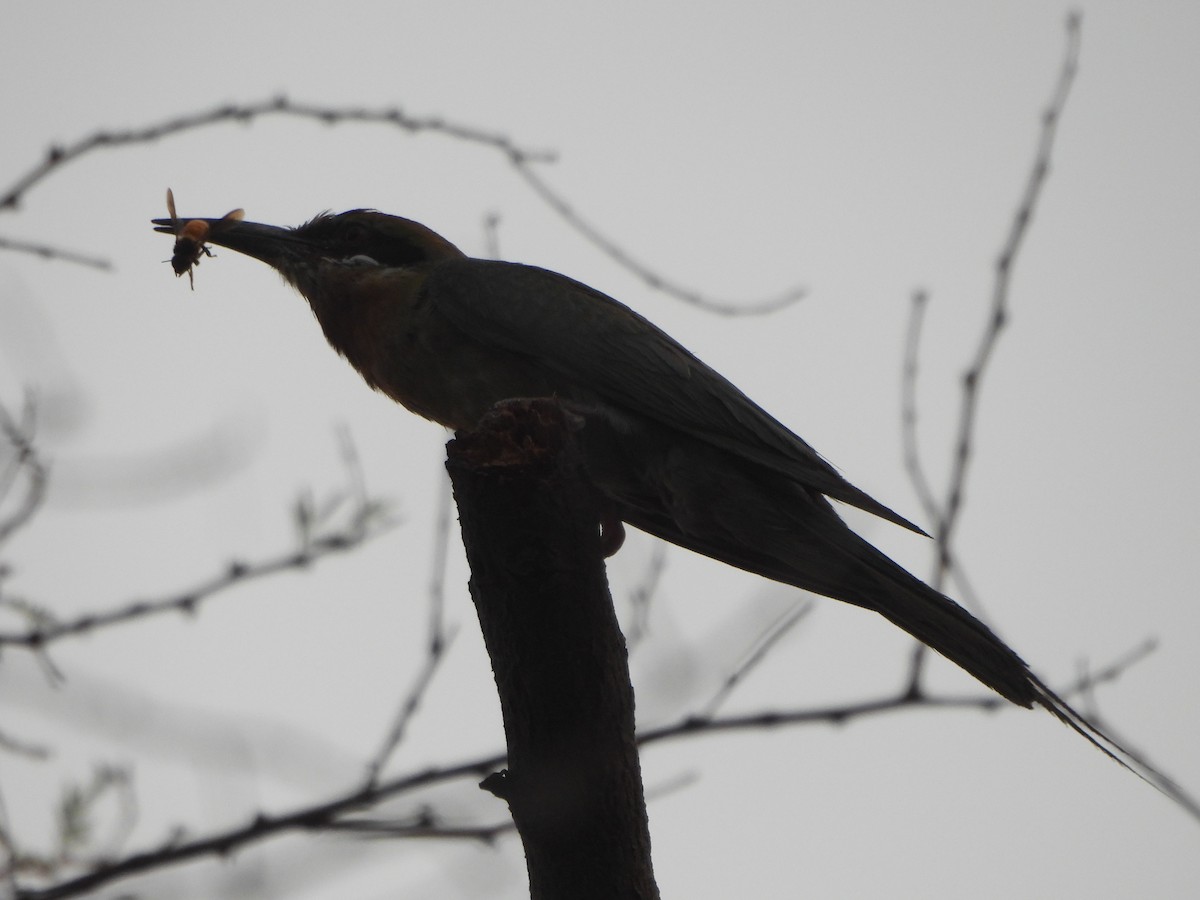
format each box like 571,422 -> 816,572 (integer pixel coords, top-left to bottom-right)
834,543 -> 1039,707
767,515 -> 1140,766
609,435 -> 1176,797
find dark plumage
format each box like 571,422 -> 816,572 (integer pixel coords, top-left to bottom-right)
150,208 -> 1122,747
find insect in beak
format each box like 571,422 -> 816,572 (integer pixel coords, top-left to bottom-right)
163,188 -> 244,289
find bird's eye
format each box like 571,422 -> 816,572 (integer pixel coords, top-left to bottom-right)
342,222 -> 369,245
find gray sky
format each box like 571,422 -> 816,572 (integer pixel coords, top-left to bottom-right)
2,3 -> 1198,897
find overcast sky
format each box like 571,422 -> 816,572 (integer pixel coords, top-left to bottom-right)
2,3 -> 1198,898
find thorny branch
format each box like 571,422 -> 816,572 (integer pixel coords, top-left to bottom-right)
0,448 -> 397,651
0,97 -> 800,313
897,9 -> 1194,827
7,641 -> 1173,900
0,97 -> 553,213
937,14 -> 1082,566
902,12 -> 1080,689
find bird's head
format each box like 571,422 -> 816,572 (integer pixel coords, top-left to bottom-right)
151,208 -> 465,298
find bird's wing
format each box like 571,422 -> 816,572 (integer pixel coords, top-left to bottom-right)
427,259 -> 924,533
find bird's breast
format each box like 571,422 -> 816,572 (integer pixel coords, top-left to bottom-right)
305,265 -> 572,430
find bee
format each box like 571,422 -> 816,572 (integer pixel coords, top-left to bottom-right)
164,188 -> 244,289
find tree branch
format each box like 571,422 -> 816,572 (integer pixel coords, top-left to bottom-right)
903,11 -> 1082,691
0,471 -> 396,650
447,398 -> 659,900
8,636 -> 1170,899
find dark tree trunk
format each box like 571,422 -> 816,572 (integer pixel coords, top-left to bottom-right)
447,399 -> 659,900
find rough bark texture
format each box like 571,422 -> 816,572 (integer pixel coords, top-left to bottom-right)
446,399 -> 659,900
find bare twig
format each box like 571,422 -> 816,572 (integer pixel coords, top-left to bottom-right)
513,160 -> 807,316
0,97 -> 554,212
426,468 -> 454,657
903,13 -> 1082,693
700,598 -> 813,717
10,754 -> 507,900
900,290 -> 939,526
0,477 -> 396,650
361,456 -> 459,787
642,639 -> 1195,834
327,812 -> 513,844
361,623 -> 458,788
0,728 -> 51,761
1063,639 -> 1157,697
0,236 -> 111,270
11,637 -> 1168,900
2,97 -> 801,315
55,765 -> 137,866
939,12 -> 1082,564
0,397 -> 49,549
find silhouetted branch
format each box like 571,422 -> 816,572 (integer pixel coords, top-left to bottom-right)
2,96 -> 803,314
0,465 -> 396,650
359,462 -> 461,786
362,622 -> 458,788
937,12 -> 1082,562
513,161 -> 807,315
903,12 -> 1082,690
9,754 -> 505,900
0,97 -> 554,213
9,637 -> 1167,899
2,765 -> 136,890
425,467 -> 455,655
0,728 -> 50,761
327,817 -> 515,843
0,396 -> 48,549
0,235 -> 111,270
641,641 -> 1184,770
900,289 -> 938,524
892,19 -> 1195,821
700,598 -> 813,717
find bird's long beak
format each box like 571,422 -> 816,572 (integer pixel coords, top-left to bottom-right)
151,217 -> 309,270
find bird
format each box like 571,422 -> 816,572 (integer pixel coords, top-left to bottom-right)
151,207 -> 1114,746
